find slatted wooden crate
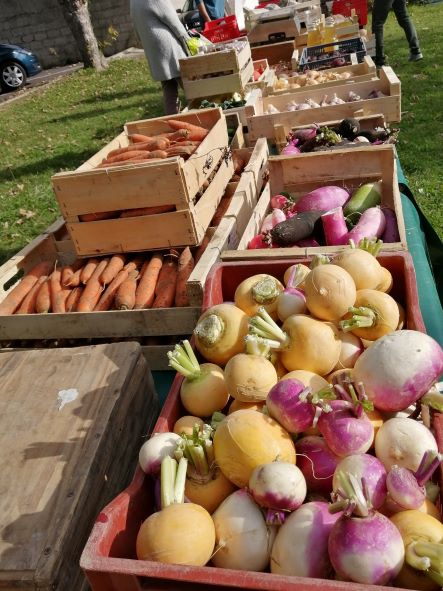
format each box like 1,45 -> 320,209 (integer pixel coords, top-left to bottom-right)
186,88 -> 262,128
247,15 -> 302,46
179,38 -> 254,101
270,55 -> 377,96
51,109 -> 233,256
245,59 -> 274,93
251,39 -> 297,66
222,144 -> 407,261
0,341 -> 158,591
247,66 -> 401,141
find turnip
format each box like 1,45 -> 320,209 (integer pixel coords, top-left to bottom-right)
249,307 -> 341,375
296,435 -> 341,495
283,263 -> 310,289
136,457 -> 215,566
339,289 -> 400,340
234,273 -> 284,319
281,369 -> 329,393
168,340 -> 229,417
270,502 -> 340,578
333,245 -> 384,290
211,489 -> 275,571
328,471 -> 405,584
228,398 -> 265,414
173,415 -> 204,436
353,330 -> 443,412
139,431 -> 182,475
193,303 -> 250,366
391,510 -> 443,589
375,417 -> 438,472
304,264 -> 357,321
213,409 -> 296,487
276,265 -> 306,322
377,265 -> 394,292
332,453 -> 387,510
249,461 -> 307,519
224,335 -> 278,402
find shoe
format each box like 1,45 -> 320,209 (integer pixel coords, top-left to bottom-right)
409,52 -> 423,62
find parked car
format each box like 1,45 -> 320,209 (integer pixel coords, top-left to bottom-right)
176,0 -> 202,31
0,43 -> 42,92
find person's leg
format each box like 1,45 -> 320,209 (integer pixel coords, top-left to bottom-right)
161,78 -> 180,115
371,0 -> 394,66
392,0 -> 422,59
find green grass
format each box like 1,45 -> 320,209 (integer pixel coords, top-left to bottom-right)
0,6 -> 441,265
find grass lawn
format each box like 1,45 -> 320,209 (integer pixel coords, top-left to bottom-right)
0,4 -> 441,265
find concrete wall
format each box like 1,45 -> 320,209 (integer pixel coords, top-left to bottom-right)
0,0 -> 141,68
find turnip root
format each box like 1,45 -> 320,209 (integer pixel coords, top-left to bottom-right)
332,453 -> 387,510
234,274 -> 284,319
352,330 -> 443,412
283,263 -> 310,289
281,369 -> 329,393
139,432 -> 181,475
304,264 -> 357,321
249,462 -> 307,515
296,436 -> 340,495
339,289 -> 400,341
333,247 -> 384,290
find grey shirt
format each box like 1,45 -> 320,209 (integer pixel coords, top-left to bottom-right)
130,0 -> 190,81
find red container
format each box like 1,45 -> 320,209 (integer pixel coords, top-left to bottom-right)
201,15 -> 245,43
81,252 -> 434,591
332,0 -> 368,26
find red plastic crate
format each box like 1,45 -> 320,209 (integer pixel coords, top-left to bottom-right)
80,252 -> 438,591
201,15 -> 245,43
332,0 -> 367,26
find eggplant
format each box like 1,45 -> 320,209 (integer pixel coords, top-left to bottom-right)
270,210 -> 325,246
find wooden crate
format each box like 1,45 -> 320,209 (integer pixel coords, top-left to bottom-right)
248,66 -> 401,141
186,138 -> 269,305
247,15 -> 302,46
222,144 -> 407,260
270,55 -> 377,96
0,341 -> 158,591
51,108 -> 234,256
272,112 -> 387,152
186,88 -> 262,128
244,59 -> 272,93
251,39 -> 297,65
179,38 -> 254,101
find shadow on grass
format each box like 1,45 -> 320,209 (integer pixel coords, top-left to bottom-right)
77,86 -> 161,105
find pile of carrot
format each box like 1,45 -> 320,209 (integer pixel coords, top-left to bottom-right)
0,248 -> 196,316
97,119 -> 209,169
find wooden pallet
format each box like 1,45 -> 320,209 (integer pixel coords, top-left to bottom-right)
51,109 -> 233,256
0,341 -> 157,591
179,38 -> 254,101
222,145 -> 407,260
270,55 -> 376,96
247,66 -> 401,141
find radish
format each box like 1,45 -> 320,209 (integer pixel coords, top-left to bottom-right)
328,472 -> 405,584
234,273 -> 284,319
381,207 -> 400,243
211,489 -> 275,571
249,461 -> 307,520
296,436 -> 341,495
276,264 -> 306,322
139,432 -> 182,475
304,264 -> 357,321
339,289 -> 400,341
352,330 -> 443,412
347,206 -> 386,243
271,502 -> 341,578
260,208 -> 286,233
375,417 -> 438,472
168,340 -> 229,417
321,207 -> 349,246
292,185 -> 349,213
270,193 -> 292,209
248,233 -> 270,249
332,453 -> 387,510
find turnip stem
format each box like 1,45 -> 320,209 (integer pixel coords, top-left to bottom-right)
194,313 -> 225,347
265,509 -> 287,525
251,277 -> 281,304
332,471 -> 370,517
288,264 -> 305,288
249,307 -> 289,346
245,334 -> 272,357
422,390 -> 443,413
183,339 -> 200,371
174,457 -> 188,504
406,541 -> 443,576
339,306 -> 376,332
353,237 -> 383,257
161,456 -> 177,509
211,411 -> 226,430
310,254 -> 330,268
414,451 -> 443,487
167,341 -> 201,379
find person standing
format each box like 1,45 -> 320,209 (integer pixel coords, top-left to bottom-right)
195,0 -> 225,28
130,0 -> 190,115
372,0 -> 423,67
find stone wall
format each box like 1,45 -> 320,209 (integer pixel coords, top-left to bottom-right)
0,0 -> 140,68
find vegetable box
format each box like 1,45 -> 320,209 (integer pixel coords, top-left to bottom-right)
179,38 -> 254,101
221,145 -> 407,259
186,88 -> 262,128
251,39 -> 298,67
0,341 -> 158,591
247,66 -> 401,142
51,108 -> 233,256
245,59 -> 275,94
270,55 -> 377,96
79,253 -> 431,591
246,15 -> 302,46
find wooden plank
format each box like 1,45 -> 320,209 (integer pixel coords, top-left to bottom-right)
245,59 -> 270,92
247,16 -> 301,45
76,131 -> 129,172
0,342 -> 157,590
179,39 -> 251,79
251,40 -> 296,65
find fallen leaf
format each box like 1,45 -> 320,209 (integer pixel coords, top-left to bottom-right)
3,222 -> 9,229
18,208 -> 36,219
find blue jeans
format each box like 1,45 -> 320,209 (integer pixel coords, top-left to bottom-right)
372,0 -> 421,64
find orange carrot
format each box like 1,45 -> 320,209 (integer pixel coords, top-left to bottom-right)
166,119 -> 209,141
81,258 -> 100,285
35,278 -> 52,313
103,150 -> 156,164
66,286 -> 83,312
66,265 -> 84,288
0,261 -> 54,315
134,254 -> 163,309
119,205 -> 175,218
152,258 -> 178,309
106,138 -> 170,159
49,268 -> 63,312
164,145 -> 197,158
175,247 -> 194,307
125,256 -> 146,271
100,255 -> 126,286
76,258 -> 109,312
94,268 -> 130,311
61,260 -> 83,287
15,275 -> 48,315
97,152 -> 168,168
79,211 -> 117,222
115,270 -> 138,310
53,286 -> 72,314
129,133 -> 153,143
